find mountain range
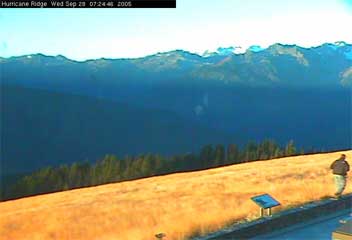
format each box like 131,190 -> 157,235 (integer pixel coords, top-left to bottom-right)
1,42 -> 351,176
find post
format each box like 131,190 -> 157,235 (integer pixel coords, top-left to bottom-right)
260,207 -> 264,217
267,207 -> 272,216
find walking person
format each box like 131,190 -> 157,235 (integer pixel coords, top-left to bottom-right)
330,154 -> 350,198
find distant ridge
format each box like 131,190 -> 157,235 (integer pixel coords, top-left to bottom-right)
1,42 -> 351,61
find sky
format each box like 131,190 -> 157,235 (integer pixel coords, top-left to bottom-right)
0,0 -> 352,60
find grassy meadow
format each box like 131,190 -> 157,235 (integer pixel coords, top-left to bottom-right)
0,150 -> 351,240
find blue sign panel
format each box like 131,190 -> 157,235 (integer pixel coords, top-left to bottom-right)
251,194 -> 280,209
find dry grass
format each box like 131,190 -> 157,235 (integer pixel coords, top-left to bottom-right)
0,150 -> 351,240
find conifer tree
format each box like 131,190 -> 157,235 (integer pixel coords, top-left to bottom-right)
285,140 -> 296,156
200,144 -> 214,168
214,144 -> 225,167
227,143 -> 239,164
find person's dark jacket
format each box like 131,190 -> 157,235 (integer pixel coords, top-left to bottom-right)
330,159 -> 350,176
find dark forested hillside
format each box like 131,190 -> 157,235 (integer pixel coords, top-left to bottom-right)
0,85 -> 231,176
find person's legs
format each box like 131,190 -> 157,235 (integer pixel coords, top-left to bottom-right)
334,174 -> 346,196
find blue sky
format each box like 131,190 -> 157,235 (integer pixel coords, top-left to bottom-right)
0,0 -> 351,60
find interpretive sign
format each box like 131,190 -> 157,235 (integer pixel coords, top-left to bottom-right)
251,194 -> 280,209
251,194 -> 280,217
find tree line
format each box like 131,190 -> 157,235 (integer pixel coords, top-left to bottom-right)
1,139 -> 312,201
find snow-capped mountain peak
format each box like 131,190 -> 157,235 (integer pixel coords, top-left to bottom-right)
202,46 -> 243,57
247,45 -> 265,52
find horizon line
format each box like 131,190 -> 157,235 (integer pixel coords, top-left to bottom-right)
1,41 -> 351,63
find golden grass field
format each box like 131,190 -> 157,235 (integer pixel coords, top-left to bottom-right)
0,150 -> 351,240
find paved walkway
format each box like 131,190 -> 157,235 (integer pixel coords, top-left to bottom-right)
251,210 -> 352,240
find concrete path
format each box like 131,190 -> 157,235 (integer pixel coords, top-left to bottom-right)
251,210 -> 352,240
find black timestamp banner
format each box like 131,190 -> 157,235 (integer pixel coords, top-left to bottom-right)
0,0 -> 176,8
